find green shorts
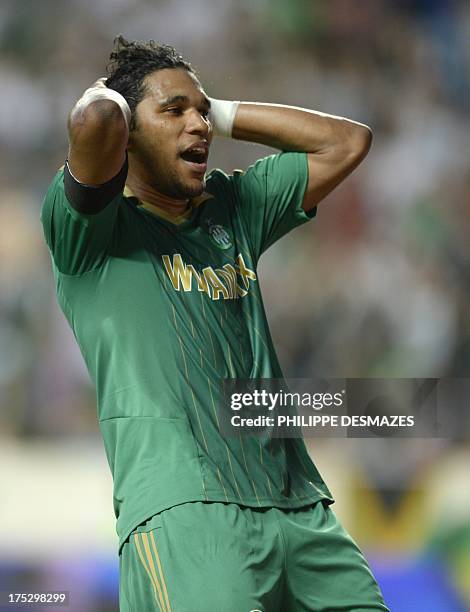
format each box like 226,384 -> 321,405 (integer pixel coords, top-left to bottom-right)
119,500 -> 389,611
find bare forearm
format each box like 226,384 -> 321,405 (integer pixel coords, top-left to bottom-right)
229,100 -> 372,210
232,102 -> 371,154
67,79 -> 130,185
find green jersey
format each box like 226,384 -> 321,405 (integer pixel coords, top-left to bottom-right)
41,151 -> 333,552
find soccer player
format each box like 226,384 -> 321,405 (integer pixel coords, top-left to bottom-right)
41,36 -> 388,611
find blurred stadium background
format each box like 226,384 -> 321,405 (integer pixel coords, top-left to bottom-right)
1,0 -> 469,610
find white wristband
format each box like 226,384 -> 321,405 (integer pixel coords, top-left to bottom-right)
209,98 -> 239,138
76,86 -> 131,130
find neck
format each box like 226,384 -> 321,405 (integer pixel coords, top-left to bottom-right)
126,173 -> 189,216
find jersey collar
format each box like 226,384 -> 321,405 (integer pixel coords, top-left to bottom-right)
124,185 -> 214,226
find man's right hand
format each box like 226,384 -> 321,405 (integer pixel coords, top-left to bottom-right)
67,78 -> 130,185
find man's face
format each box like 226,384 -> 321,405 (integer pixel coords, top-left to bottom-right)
128,68 -> 213,199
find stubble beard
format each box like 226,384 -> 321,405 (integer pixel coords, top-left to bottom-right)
178,176 -> 205,199
166,165 -> 206,200
134,139 -> 206,200
143,151 -> 204,199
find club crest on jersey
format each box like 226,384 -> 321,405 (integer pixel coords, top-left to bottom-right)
204,218 -> 232,250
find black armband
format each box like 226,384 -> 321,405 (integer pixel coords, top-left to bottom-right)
63,155 -> 128,214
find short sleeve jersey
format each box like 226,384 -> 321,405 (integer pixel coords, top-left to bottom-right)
41,152 -> 334,552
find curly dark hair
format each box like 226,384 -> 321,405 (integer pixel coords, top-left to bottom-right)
105,35 -> 195,130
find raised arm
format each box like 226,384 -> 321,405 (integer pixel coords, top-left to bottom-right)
67,78 -> 130,186
40,79 -> 131,275
212,100 -> 372,212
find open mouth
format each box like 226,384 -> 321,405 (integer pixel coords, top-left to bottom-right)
180,145 -> 208,174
